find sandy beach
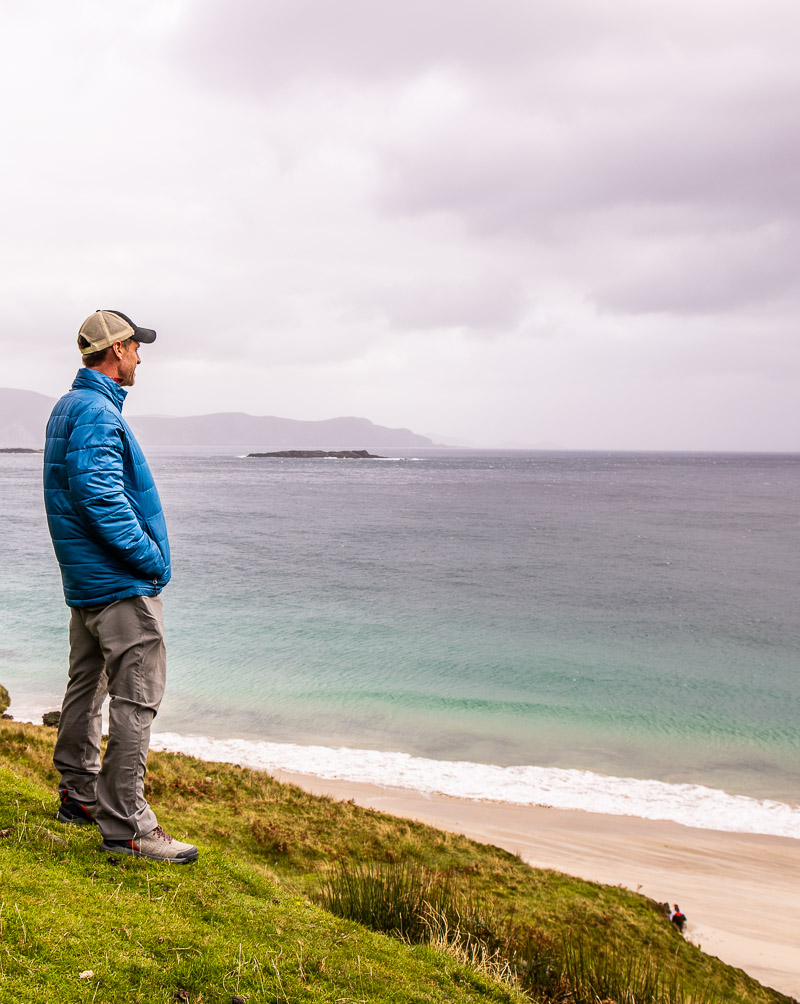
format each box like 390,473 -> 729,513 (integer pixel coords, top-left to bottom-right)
271,769 -> 800,1000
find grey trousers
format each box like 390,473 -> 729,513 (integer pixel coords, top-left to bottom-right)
53,594 -> 166,840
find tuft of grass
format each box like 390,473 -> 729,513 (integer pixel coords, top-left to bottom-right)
550,937 -> 723,1004
318,860 -> 490,943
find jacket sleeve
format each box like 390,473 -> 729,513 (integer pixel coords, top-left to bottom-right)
65,406 -> 167,580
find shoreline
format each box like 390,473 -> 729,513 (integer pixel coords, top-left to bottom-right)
270,768 -> 800,1000
9,706 -> 794,837
147,730 -> 800,839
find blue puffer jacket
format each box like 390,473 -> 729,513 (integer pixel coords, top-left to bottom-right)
43,368 -> 171,608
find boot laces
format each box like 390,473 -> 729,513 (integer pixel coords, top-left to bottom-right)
152,825 -> 173,843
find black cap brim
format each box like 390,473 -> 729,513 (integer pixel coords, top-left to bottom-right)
106,310 -> 157,345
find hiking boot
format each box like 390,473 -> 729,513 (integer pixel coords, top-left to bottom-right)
101,826 -> 199,864
57,792 -> 98,826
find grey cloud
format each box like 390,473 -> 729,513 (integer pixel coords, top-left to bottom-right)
376,80 -> 800,228
175,0 -> 800,96
166,0 -> 800,324
361,270 -> 527,336
174,0 -> 615,92
591,225 -> 800,316
370,71 -> 800,318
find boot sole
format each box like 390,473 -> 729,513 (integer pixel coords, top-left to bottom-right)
100,842 -> 199,864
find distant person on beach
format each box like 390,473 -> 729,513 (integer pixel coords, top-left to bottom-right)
670,904 -> 687,933
43,310 -> 198,864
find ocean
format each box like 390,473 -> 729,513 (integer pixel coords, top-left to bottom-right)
2,449 -> 799,838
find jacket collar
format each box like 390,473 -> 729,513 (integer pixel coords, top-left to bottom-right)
71,367 -> 128,412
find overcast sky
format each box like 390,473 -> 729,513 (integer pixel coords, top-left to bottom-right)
2,0 -> 798,449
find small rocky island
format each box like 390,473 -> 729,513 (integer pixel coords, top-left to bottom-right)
248,450 -> 385,459
0,447 -> 43,454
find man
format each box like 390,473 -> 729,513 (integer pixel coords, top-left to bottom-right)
669,904 -> 687,933
43,309 -> 198,864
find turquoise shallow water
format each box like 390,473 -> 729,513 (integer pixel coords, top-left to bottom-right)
2,450 -> 799,829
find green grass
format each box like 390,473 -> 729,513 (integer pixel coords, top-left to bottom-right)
0,721 -> 794,1004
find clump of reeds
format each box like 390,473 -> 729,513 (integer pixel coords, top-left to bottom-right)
318,861 -> 722,1004
318,860 -> 493,943
319,861 -> 518,988
553,937 -> 722,1004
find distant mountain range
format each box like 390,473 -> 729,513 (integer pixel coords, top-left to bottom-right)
0,387 -> 439,452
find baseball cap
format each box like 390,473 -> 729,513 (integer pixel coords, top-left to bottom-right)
77,309 -> 157,354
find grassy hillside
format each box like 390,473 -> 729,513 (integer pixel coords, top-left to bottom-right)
0,721 -> 793,1004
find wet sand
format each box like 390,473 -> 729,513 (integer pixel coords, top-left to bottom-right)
271,769 -> 800,1000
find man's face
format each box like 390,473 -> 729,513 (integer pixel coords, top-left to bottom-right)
116,338 -> 141,387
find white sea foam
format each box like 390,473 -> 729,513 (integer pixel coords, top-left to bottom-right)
7,702 -> 67,726
149,732 -> 800,840
11,701 -> 798,838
